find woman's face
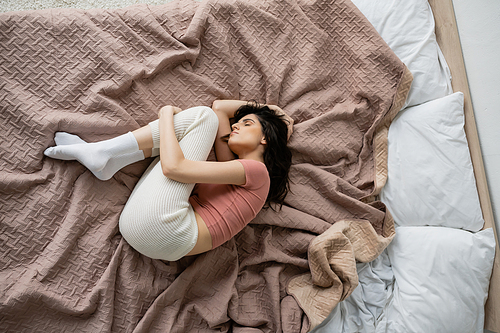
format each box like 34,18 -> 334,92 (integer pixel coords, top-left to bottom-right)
228,113 -> 266,155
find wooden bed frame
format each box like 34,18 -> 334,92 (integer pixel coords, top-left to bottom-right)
428,0 -> 499,331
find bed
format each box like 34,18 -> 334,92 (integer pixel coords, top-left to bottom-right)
312,0 -> 500,332
0,0 -> 498,332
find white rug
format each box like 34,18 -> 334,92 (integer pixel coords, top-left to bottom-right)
0,0 -> 170,13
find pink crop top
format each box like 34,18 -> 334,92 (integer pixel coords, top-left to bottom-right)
188,159 -> 270,249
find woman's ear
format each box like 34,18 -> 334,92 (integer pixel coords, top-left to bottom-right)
261,137 -> 267,145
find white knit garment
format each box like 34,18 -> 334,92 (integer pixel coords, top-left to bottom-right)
119,106 -> 218,261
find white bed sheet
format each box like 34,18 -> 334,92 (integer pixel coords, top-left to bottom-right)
311,250 -> 393,333
312,227 -> 495,333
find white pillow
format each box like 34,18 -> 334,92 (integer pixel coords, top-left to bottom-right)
382,227 -> 495,333
380,92 -> 484,231
351,0 -> 453,107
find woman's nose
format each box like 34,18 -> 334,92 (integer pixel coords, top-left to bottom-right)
232,123 -> 239,130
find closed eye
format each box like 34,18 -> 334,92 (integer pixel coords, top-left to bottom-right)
241,118 -> 255,126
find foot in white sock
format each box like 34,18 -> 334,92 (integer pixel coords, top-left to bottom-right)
52,132 -> 147,180
44,132 -> 143,180
92,150 -> 145,180
54,132 -> 86,146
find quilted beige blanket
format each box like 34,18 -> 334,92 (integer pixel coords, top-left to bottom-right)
0,0 -> 411,331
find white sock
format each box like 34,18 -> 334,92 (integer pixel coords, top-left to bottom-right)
55,132 -> 159,157
44,132 -> 143,179
53,132 -> 87,146
92,150 -> 145,180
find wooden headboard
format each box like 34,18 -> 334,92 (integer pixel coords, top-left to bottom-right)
428,0 -> 499,331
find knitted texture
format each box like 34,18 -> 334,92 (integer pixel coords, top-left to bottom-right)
0,0 -> 411,331
44,131 -> 145,180
149,120 -> 161,149
44,132 -> 139,174
119,106 -> 218,261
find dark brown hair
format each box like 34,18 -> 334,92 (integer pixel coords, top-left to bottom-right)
233,101 -> 292,209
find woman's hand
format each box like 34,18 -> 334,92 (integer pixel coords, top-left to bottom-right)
268,105 -> 294,140
157,103 -> 246,185
158,105 -> 182,118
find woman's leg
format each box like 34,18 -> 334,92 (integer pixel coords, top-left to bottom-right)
43,106 -> 202,180
48,131 -> 149,180
119,106 -> 219,261
131,126 -> 154,156
44,130 -> 140,172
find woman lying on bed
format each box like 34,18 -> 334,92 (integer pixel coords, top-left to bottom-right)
44,100 -> 293,261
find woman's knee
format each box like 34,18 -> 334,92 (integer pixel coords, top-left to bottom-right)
194,106 -> 218,125
188,106 -> 219,134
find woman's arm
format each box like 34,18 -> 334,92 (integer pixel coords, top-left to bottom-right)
212,100 -> 294,144
158,105 -> 246,185
211,100 -> 248,162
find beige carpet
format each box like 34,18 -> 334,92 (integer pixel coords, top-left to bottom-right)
0,0 -> 171,13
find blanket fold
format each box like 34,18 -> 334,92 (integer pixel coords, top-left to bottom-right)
0,0 -> 411,331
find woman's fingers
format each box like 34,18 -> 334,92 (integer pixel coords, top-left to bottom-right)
268,105 -> 294,140
159,105 -> 182,118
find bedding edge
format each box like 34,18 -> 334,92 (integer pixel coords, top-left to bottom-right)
371,66 -> 413,200
287,66 -> 412,331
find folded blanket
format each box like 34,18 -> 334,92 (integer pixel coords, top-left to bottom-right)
0,0 -> 411,332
